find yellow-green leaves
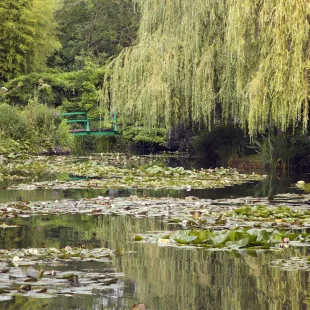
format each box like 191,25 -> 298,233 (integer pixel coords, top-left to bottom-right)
104,0 -> 310,137
0,0 -> 62,81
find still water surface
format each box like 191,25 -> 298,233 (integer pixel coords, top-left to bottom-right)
0,177 -> 309,309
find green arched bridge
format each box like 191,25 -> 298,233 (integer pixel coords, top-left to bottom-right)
62,112 -> 119,136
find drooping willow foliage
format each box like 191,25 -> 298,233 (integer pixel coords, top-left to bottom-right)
103,0 -> 310,137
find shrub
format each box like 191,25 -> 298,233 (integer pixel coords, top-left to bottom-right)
193,125 -> 250,166
4,67 -> 105,113
0,103 -> 27,140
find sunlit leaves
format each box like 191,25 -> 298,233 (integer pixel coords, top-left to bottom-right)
141,228 -> 307,250
104,0 -> 310,137
0,0 -> 62,81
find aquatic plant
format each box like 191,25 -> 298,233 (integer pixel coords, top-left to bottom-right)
0,246 -> 124,300
8,165 -> 265,191
138,228 -> 308,250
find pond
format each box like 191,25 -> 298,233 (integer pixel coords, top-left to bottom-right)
0,155 -> 309,309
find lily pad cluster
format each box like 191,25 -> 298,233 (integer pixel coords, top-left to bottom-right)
0,246 -> 123,300
0,153 -> 160,181
1,153 -> 178,179
0,265 -> 124,301
2,193 -> 310,232
227,205 -> 310,220
0,246 -> 114,265
2,153 -> 266,190
270,257 -> 310,271
136,228 -> 309,250
8,166 -> 265,191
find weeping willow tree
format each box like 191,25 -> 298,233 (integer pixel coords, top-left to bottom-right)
103,0 -> 310,137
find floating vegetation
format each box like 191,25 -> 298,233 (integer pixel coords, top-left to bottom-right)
226,204 -> 310,226
0,246 -> 114,266
0,246 -> 123,300
2,193 -> 310,232
0,153 -> 162,181
137,228 -> 309,251
270,257 -> 310,271
7,153 -> 156,174
8,166 -> 265,191
0,265 -> 123,300
0,153 -> 266,190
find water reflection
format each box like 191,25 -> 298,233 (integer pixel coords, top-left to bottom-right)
0,178 -> 304,205
2,214 -> 310,310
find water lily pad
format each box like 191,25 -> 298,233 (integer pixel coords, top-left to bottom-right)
8,159 -> 266,191
138,228 -> 310,251
0,249 -> 124,300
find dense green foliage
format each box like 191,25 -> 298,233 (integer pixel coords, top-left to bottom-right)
1,0 -> 309,157
104,0 -> 310,137
0,0 -> 61,81
250,130 -> 310,173
0,102 -> 73,154
50,0 -> 139,69
0,0 -> 146,154
193,125 -> 250,166
4,67 -> 104,110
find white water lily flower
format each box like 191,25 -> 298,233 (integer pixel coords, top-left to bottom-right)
27,249 -> 39,255
12,256 -> 20,266
181,220 -> 188,226
296,181 -> 305,187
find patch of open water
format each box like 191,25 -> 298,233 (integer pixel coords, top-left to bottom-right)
0,175 -> 304,204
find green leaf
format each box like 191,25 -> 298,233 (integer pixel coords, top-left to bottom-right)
173,231 -> 198,244
226,238 -> 249,249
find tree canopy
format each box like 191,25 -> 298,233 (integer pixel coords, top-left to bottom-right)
0,0 -> 61,81
104,0 -> 310,137
51,0 -> 139,69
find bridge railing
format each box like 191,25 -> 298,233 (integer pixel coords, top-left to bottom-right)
62,111 -> 118,135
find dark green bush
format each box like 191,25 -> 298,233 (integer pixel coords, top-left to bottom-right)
193,125 -> 251,166
0,103 -> 27,140
24,100 -> 74,151
4,67 -> 105,113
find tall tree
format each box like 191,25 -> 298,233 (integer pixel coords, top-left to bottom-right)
0,0 -> 62,81
26,0 -> 62,72
0,0 -> 33,80
103,0 -> 310,137
52,0 -> 140,69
